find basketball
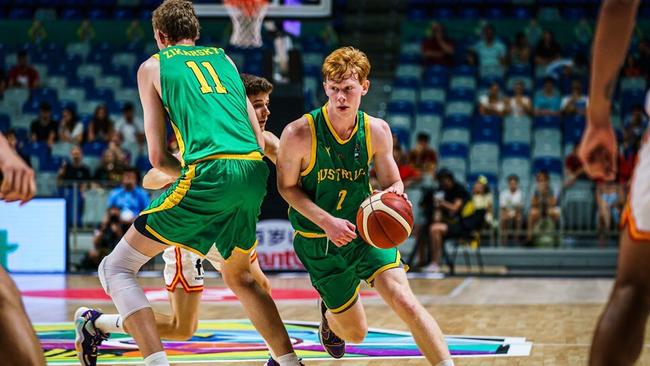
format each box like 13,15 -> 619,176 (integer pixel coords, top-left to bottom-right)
356,191 -> 414,249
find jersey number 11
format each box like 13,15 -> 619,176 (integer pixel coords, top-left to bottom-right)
186,61 -> 228,95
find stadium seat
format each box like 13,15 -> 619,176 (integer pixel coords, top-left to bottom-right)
4,89 -> 30,109
506,76 -> 533,91
36,172 -> 58,197
387,100 -> 415,116
450,76 -> 477,91
445,101 -> 474,117
439,143 -> 469,158
500,157 -> 531,189
620,77 -> 646,93
532,142 -> 562,159
395,64 -> 422,79
82,188 -> 110,227
388,113 -> 412,129
533,157 -> 563,174
441,128 -> 470,145
534,128 -> 562,146
420,87 -> 446,103
562,181 -> 595,231
390,88 -> 418,104
502,143 -> 530,158
472,126 -> 500,143
77,64 -> 103,81
533,115 -> 561,130
414,114 -> 442,133
417,100 -> 444,115
82,141 -> 108,157
444,114 -> 471,129
438,157 -> 467,183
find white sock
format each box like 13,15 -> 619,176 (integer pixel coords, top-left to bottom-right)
436,359 -> 455,366
95,314 -> 124,334
144,351 -> 170,366
277,352 -> 300,366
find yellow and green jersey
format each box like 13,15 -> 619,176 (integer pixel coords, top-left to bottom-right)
288,105 -> 373,235
157,45 -> 261,165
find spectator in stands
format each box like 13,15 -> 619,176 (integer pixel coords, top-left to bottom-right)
596,181 -> 624,245
561,79 -> 588,116
527,170 -> 560,246
392,144 -> 420,188
509,32 -> 531,67
534,30 -> 562,66
126,20 -> 145,43
58,106 -> 84,144
30,102 -> 57,145
507,80 -> 533,117
574,18 -> 593,46
524,18 -> 543,46
618,129 -> 638,188
57,145 -> 91,186
77,19 -> 96,42
114,102 -> 144,157
408,132 -> 437,174
425,169 -> 470,272
500,174 -> 524,246
79,206 -> 126,270
8,50 -> 40,89
106,167 -> 150,223
94,149 -> 125,183
4,129 -> 29,166
479,82 -> 509,117
27,19 -> 47,44
86,104 -> 114,143
534,77 -> 561,116
463,50 -> 478,67
468,175 -> 494,230
107,132 -> 130,166
472,24 -> 507,70
421,22 -> 454,67
623,104 -> 648,146
564,143 -> 587,188
623,55 -> 642,77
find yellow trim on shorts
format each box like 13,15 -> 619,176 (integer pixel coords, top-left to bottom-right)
300,114 -> 317,177
294,230 -> 328,239
366,251 -> 402,285
140,164 -> 196,216
169,120 -> 186,166
193,151 -> 263,164
144,224 -> 204,256
363,113 -> 373,165
322,103 -> 359,145
225,240 -> 259,262
329,284 -> 361,314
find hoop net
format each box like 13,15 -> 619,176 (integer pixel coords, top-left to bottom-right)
225,0 -> 269,48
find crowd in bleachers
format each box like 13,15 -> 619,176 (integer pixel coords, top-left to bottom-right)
387,16 -> 650,269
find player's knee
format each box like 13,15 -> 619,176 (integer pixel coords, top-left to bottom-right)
258,277 -> 272,294
613,282 -> 650,311
168,318 -> 198,340
391,287 -> 420,318
342,326 -> 367,344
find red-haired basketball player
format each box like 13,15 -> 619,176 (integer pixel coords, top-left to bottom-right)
0,132 -> 43,365
276,46 -> 454,366
578,1 -> 647,365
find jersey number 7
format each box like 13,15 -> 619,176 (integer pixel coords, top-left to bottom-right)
186,61 -> 228,95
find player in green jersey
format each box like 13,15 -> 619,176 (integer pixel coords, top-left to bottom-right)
74,2 -> 301,366
277,47 -> 453,366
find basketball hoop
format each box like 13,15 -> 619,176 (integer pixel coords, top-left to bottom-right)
225,0 -> 269,48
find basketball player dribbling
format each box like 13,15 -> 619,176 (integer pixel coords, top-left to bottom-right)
276,46 -> 454,366
577,1 -> 648,365
0,132 -> 43,366
73,1 -> 301,365
78,74 -> 285,365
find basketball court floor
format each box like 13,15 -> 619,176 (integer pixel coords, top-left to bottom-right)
17,272 -> 650,365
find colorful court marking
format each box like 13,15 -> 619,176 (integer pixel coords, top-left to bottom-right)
38,319 -> 532,364
22,287 -> 379,303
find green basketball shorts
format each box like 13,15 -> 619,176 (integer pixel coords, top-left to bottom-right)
293,232 -> 404,313
135,152 -> 268,259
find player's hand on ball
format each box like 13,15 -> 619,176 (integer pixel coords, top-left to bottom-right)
323,216 -> 357,247
382,187 -> 412,207
0,153 -> 36,204
578,124 -> 617,181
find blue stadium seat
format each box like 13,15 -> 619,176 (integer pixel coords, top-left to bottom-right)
61,9 -> 83,20
533,157 -> 563,175
422,74 -> 447,88
533,115 -> 561,129
424,65 -> 448,77
82,141 -> 108,157
443,115 -> 471,129
23,141 -> 50,169
87,88 -> 115,104
453,65 -> 477,77
0,115 -> 9,133
417,101 -> 444,115
387,101 -> 414,116
439,143 -> 469,158
433,7 -> 454,19
472,127 -> 500,143
32,88 -> 58,102
394,76 -> 419,88
475,115 -> 503,129
502,143 -> 531,158
41,156 -> 64,172
391,127 -> 411,148
508,64 -> 532,77
448,88 -> 476,102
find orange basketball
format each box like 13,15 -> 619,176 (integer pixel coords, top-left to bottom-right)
356,191 -> 414,249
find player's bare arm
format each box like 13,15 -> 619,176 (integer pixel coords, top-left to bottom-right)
263,130 -> 279,164
0,134 -> 36,203
369,117 -> 405,196
277,117 -> 356,247
137,56 -> 182,180
579,0 -> 640,181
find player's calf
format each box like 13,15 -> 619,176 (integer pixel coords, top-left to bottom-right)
162,315 -> 198,341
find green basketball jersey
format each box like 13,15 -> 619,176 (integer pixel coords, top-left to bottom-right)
288,105 -> 373,234
157,45 -> 261,165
